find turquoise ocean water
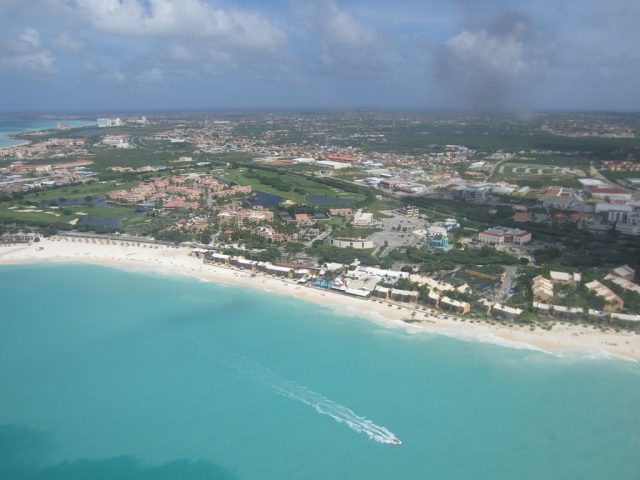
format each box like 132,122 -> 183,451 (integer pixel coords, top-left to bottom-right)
0,119 -> 96,148
1,264 -> 639,479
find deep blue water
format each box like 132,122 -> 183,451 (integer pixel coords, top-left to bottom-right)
1,264 -> 639,480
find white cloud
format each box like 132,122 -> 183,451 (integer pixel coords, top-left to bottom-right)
53,31 -> 85,52
70,0 -> 287,50
446,29 -> 529,78
437,15 -> 548,110
293,0 -> 376,46
19,27 -> 41,48
0,27 -> 57,73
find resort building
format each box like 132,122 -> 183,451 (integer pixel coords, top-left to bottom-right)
533,302 -> 552,314
440,296 -> 471,314
426,226 -> 449,252
585,280 -> 624,312
549,271 -> 582,283
206,252 -> 231,264
532,275 -> 554,301
491,303 -> 523,319
390,289 -> 419,304
551,305 -> 584,319
604,273 -> 640,294
331,237 -> 375,249
373,286 -> 391,300
232,257 -> 258,271
352,209 -> 374,226
610,265 -> 636,282
610,313 -> 640,323
587,309 -> 609,321
478,227 -> 532,246
586,186 -> 632,202
399,205 -> 419,217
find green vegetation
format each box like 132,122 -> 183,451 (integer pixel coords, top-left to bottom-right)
389,245 -> 518,272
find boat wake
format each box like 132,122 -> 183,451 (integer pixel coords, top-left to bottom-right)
213,351 -> 401,445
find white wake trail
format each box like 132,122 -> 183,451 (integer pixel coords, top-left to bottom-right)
212,350 -> 401,445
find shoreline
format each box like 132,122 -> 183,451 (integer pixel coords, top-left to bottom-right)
1,237 -> 639,362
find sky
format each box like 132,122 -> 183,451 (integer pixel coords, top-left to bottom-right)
0,0 -> 639,113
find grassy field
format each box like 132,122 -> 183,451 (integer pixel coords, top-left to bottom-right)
221,168 -> 365,205
23,180 -> 138,201
491,162 -> 583,188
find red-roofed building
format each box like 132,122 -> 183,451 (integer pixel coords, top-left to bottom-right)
512,212 -> 532,223
163,198 -> 199,209
587,186 -> 632,202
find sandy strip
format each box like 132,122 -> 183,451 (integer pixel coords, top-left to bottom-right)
1,238 -> 639,361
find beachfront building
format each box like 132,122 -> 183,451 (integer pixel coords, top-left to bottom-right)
610,313 -> 640,323
585,280 -> 624,312
587,309 -> 609,321
259,263 -> 292,278
532,275 -> 554,301
533,302 -> 552,315
491,303 -> 523,319
232,256 -> 258,271
440,296 -> 471,314
390,289 -> 419,304
427,291 -> 441,307
373,286 -> 391,300
478,227 -> 532,246
551,305 -> 584,319
206,252 -> 231,264
330,237 -> 375,249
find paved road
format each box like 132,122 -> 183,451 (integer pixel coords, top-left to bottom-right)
497,265 -> 518,300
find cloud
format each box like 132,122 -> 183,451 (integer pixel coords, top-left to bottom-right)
68,0 -> 286,51
293,0 -> 376,47
0,27 -> 57,73
436,11 -> 549,110
53,31 -> 84,52
291,0 -> 389,78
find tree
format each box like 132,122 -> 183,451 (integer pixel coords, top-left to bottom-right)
285,242 -> 305,254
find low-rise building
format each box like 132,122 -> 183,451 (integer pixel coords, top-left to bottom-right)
440,296 -> 471,314
610,264 -> 636,281
585,280 -> 624,312
532,275 -> 554,301
390,289 -> 419,304
330,237 -> 375,249
479,226 -> 531,245
604,273 -> 640,294
492,303 -> 523,319
551,305 -> 584,319
549,271 -> 582,283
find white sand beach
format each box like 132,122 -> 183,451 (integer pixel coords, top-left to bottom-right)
1,237 -> 639,361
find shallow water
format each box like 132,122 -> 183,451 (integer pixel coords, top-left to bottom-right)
1,264 -> 639,479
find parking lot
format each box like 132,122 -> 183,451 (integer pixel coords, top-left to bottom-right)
368,211 -> 426,256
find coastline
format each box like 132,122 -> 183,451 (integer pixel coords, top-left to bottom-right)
1,237 -> 639,361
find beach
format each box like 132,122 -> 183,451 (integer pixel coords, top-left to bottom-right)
1,237 -> 638,361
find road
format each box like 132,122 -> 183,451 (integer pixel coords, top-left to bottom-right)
497,265 -> 518,301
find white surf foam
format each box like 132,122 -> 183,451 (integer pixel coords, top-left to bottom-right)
215,351 -> 401,445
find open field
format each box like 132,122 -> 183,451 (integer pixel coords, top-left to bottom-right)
221,168 -> 365,205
